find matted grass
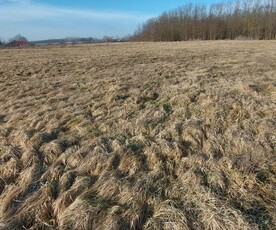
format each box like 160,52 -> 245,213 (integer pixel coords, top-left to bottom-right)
0,41 -> 275,229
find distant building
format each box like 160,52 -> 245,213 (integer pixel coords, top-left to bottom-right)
7,40 -> 29,47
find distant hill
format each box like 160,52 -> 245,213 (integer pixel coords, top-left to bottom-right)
31,36 -> 123,45
31,37 -> 101,45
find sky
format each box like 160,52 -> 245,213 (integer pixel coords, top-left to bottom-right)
0,0 -> 224,41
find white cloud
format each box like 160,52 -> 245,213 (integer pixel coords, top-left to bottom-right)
0,0 -> 153,40
0,0 -> 151,22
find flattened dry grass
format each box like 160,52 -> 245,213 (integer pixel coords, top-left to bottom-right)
0,41 -> 275,229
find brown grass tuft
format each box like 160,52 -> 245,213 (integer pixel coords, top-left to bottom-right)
0,41 -> 275,229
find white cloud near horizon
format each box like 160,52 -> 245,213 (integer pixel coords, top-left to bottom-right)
0,0 -> 153,40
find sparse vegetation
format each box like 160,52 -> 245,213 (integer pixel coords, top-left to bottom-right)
0,41 -> 275,229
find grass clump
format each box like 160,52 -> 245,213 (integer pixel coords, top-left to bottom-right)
0,41 -> 275,229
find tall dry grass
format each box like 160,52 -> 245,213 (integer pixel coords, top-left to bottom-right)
0,41 -> 275,229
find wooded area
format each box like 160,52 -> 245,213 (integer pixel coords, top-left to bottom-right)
130,0 -> 276,41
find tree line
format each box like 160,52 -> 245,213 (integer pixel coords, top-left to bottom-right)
130,0 -> 276,41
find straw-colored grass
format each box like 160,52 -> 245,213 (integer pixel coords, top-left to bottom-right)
0,41 -> 275,230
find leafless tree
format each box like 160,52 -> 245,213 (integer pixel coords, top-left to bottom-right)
131,0 -> 276,41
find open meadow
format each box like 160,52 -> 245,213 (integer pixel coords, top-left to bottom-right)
0,41 -> 275,229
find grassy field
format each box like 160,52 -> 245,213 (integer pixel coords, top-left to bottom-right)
0,41 -> 275,230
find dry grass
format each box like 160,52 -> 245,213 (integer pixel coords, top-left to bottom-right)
0,41 -> 275,230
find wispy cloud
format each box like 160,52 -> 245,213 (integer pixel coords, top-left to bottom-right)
0,0 -> 151,22
0,0 -> 152,40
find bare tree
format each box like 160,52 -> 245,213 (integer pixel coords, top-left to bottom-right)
130,0 -> 276,41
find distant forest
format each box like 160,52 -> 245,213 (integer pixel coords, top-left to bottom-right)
130,0 -> 276,41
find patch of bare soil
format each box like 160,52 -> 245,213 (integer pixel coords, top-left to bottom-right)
0,41 -> 275,229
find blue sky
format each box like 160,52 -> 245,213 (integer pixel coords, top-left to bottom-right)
0,0 -> 224,41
